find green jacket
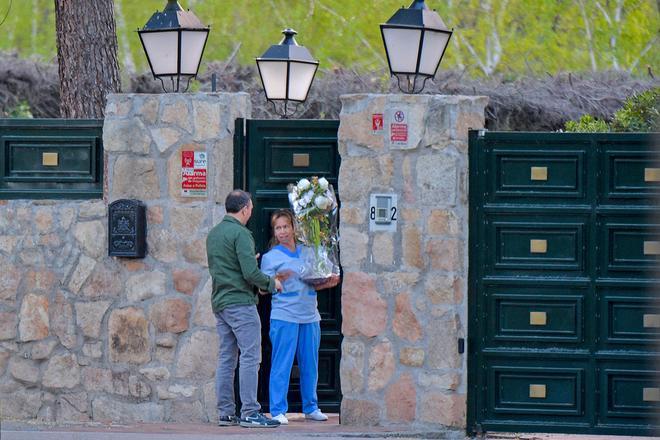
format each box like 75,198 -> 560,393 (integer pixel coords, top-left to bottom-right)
206,215 -> 275,312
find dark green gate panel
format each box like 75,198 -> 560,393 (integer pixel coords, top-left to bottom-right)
234,118 -> 342,414
0,119 -> 103,199
468,131 -> 660,436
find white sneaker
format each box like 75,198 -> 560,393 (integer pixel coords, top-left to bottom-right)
304,409 -> 328,421
272,413 -> 289,425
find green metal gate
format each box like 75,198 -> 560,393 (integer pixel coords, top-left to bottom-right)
468,130 -> 660,435
234,118 -> 342,413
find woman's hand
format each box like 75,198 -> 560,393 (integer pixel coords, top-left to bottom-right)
314,274 -> 340,291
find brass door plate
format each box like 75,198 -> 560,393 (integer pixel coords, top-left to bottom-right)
293,153 -> 310,167
529,384 -> 546,399
643,387 -> 660,402
645,168 -> 660,182
42,152 -> 59,166
531,166 -> 548,181
643,314 -> 660,328
644,241 -> 660,255
530,239 -> 547,254
530,311 -> 547,326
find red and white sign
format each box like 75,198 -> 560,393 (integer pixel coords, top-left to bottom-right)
372,113 -> 384,132
390,109 -> 408,145
181,150 -> 207,197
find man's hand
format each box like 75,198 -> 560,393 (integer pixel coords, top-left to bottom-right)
274,278 -> 283,292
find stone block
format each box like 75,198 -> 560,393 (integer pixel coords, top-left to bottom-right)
338,94 -> 386,151
338,227 -> 368,268
339,207 -> 364,225
147,228 -> 178,263
341,272 -> 386,338
400,347 -> 425,367
393,292 -> 422,342
427,312 -> 462,370
9,356 -> 40,384
56,393 -> 90,422
212,137 -> 234,204
81,264 -> 122,299
150,298 -> 191,334
0,259 -> 21,301
108,308 -> 150,364
19,293 -> 49,342
81,367 -> 113,393
183,238 -> 208,267
427,209 -> 461,236
402,226 -> 423,269
418,371 -> 461,391
30,339 -> 58,360
126,271 -> 166,302
68,255 -> 97,296
78,201 -> 107,219
135,95 -> 160,125
340,340 -> 365,395
192,99 -> 221,141
75,301 -> 111,338
173,269 -> 201,296
367,339 -> 395,391
340,398 -> 381,426
385,373 -> 416,422
416,154 -> 458,206
105,94 -> 132,117
23,270 -> 58,293
129,375 -> 151,399
139,366 -> 170,382
193,277 -> 215,327
175,330 -> 218,379
419,392 -> 466,427
147,205 -> 164,224
338,157 -> 379,202
103,118 -> 151,154
43,353 -> 81,389
111,156 -> 160,200
92,396 -> 164,423
425,274 -> 464,305
426,238 -> 463,272
372,233 -> 394,266
0,235 -> 19,254
151,127 -> 182,153
169,400 -> 206,423
379,271 -> 420,296
50,292 -> 76,349
0,389 -> 42,419
82,342 -> 103,358
0,311 -> 17,340
161,99 -> 192,132
34,209 -> 54,233
73,221 -> 106,259
171,206 -> 206,235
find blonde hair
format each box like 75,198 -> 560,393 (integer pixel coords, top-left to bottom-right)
268,209 -> 296,249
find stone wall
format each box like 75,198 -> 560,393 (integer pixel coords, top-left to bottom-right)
337,94 -> 487,428
0,93 -> 249,423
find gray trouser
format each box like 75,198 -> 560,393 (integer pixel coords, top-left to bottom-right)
214,304 -> 262,418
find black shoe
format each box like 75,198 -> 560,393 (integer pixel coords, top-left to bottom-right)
218,415 -> 239,426
240,412 -> 280,428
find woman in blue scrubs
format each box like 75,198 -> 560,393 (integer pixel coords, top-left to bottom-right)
260,209 -> 339,425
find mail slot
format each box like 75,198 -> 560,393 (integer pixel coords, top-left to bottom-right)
529,384 -> 547,399
530,239 -> 548,254
530,166 -> 548,181
108,199 -> 147,258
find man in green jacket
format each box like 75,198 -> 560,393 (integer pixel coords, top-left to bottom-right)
207,190 -> 282,428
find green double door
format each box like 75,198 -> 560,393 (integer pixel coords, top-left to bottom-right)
234,118 -> 342,413
468,131 -> 660,435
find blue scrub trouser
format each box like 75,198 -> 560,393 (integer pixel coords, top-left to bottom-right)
269,319 -> 321,416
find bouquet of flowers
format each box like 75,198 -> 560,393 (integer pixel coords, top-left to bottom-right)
288,176 -> 340,285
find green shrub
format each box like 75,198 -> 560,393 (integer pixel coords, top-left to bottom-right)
611,87 -> 659,132
7,101 -> 33,118
564,114 -> 610,132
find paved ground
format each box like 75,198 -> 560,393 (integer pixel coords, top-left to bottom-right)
1,415 -> 658,440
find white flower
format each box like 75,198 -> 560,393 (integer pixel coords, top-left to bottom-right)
314,196 -> 331,210
288,192 -> 297,204
318,177 -> 329,190
297,178 -> 311,191
300,190 -> 313,207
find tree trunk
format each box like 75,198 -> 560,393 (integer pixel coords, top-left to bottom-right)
54,0 -> 121,118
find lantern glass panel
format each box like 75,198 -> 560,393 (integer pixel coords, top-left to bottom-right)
383,27 -> 422,73
418,30 -> 449,75
180,30 -> 208,74
141,31 -> 179,75
288,62 -> 317,101
258,60 -> 288,100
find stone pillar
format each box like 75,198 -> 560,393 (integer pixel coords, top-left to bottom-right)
337,94 -> 487,429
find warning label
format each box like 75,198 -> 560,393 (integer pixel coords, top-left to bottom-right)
390,110 -> 408,145
182,150 -> 207,197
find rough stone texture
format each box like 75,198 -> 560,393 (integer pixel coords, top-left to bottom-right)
0,311 -> 18,340
18,293 -> 49,342
385,374 -> 416,422
175,330 -> 218,379
149,298 -> 191,334
169,400 -> 206,423
50,292 -> 77,349
126,271 -> 166,302
43,353 -> 81,389
9,356 -> 40,384
0,389 -> 42,419
108,308 -> 150,364
340,399 -> 381,426
147,228 -> 178,263
73,221 -> 106,259
338,94 -> 485,428
367,339 -> 395,391
111,156 -> 160,200
392,293 -> 422,342
192,277 -> 215,327
341,272 -> 386,338
75,301 -> 111,338
102,118 -> 151,155
68,255 -> 96,294
92,396 -> 164,423
30,339 -> 58,360
173,268 -> 201,295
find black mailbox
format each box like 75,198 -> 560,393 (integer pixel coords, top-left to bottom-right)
108,199 -> 146,258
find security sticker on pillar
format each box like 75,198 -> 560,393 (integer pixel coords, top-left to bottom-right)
372,113 -> 384,133
387,107 -> 410,149
181,150 -> 207,197
369,193 -> 398,232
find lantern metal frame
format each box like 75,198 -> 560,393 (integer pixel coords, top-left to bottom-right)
380,0 -> 453,94
138,0 -> 210,93
256,29 -> 319,118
